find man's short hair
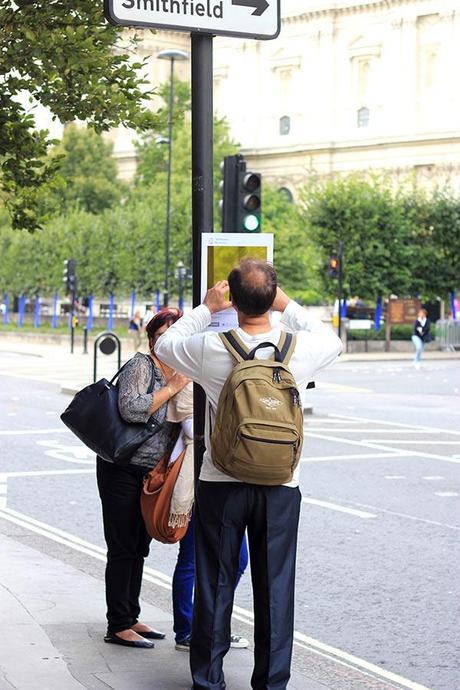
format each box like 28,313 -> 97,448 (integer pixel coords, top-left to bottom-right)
228,259 -> 277,316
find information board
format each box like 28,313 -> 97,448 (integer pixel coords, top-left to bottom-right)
387,298 -> 421,325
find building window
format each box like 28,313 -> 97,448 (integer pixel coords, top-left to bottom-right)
357,107 -> 370,128
279,187 -> 294,203
280,115 -> 291,136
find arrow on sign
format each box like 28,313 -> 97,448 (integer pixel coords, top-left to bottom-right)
232,0 -> 269,17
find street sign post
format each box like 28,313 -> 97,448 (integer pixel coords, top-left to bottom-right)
104,0 -> 280,477
104,0 -> 280,40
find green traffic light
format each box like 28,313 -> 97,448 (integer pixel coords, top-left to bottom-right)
243,214 -> 260,232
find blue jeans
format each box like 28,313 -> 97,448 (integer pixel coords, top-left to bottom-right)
412,335 -> 424,362
172,514 -> 248,643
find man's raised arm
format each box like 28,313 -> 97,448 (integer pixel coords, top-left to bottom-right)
154,281 -> 232,383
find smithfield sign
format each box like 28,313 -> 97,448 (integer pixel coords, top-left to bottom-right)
104,0 -> 280,40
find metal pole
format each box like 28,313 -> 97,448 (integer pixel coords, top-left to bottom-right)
70,286 -> 76,354
164,58 -> 175,307
338,241 -> 344,340
191,33 -> 214,482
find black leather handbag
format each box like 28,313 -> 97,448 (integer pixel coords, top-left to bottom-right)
60,358 -> 163,466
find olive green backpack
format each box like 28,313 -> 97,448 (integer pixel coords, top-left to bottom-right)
211,330 -> 304,485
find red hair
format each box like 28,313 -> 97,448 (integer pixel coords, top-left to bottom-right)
146,307 -> 183,341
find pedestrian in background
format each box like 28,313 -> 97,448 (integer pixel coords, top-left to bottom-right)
129,309 -> 143,349
412,307 -> 432,369
97,307 -> 189,649
156,259 -> 342,690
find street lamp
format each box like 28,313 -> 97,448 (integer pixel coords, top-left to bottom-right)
157,49 -> 189,307
175,260 -> 187,310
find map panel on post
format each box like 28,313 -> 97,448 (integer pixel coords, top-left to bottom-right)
104,0 -> 280,40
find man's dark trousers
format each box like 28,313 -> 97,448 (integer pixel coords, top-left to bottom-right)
190,481 -> 302,690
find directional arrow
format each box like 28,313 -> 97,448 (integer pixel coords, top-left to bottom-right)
232,0 -> 269,17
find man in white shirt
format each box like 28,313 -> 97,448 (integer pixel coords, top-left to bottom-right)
156,260 -> 342,690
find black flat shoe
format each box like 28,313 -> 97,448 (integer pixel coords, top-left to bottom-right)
136,629 -> 166,640
104,634 -> 154,649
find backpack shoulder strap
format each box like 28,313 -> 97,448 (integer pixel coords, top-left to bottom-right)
277,332 -> 297,366
219,330 -> 251,363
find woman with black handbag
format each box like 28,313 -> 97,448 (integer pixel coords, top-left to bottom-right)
97,307 -> 189,649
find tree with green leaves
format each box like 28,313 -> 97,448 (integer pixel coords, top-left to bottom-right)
0,0 -> 157,230
302,175 -> 415,301
44,125 -> 124,215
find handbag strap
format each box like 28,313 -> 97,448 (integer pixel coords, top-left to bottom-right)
109,355 -> 156,391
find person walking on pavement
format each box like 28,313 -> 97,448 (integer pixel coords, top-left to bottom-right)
97,307 -> 190,649
412,307 -> 432,369
155,259 -> 342,690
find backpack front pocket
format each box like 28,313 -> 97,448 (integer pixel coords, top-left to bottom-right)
231,420 -> 300,483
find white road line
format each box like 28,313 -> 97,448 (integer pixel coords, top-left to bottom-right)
362,440 -> 460,445
352,502 -> 460,531
0,506 -> 431,690
328,413 -> 460,437
302,498 -> 377,519
300,452 -> 406,463
385,476 -> 407,479
3,469 -> 94,478
0,474 -> 7,509
0,428 -> 69,436
435,492 -> 459,497
304,419 -> 361,425
422,476 -> 445,481
304,429 -> 438,434
303,431 -> 460,465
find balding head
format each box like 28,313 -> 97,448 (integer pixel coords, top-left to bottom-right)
228,259 -> 277,316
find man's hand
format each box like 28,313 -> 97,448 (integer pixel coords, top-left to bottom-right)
271,287 -> 290,313
203,281 -> 232,314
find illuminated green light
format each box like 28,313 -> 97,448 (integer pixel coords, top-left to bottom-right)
243,214 -> 260,232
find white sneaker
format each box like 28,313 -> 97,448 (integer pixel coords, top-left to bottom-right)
413,361 -> 421,370
230,634 -> 249,649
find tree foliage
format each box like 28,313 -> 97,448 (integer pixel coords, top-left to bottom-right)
300,174 -> 460,302
44,125 -> 124,215
0,0 -> 157,230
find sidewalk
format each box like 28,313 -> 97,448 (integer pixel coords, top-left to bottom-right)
0,531 -> 327,690
0,336 -> 458,398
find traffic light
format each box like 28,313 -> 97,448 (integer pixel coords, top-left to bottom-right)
220,155 -> 262,232
220,155 -> 239,233
328,255 -> 340,279
237,170 -> 261,233
63,259 -> 77,294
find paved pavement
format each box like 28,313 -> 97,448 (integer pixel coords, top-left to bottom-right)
1,528 -> 330,690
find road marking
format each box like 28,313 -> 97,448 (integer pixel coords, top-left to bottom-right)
0,474 -> 6,509
329,413 -> 460,437
435,492 -> 459,497
304,429 -> 437,434
3,469 -> 94,478
362,440 -> 460,445
304,418 -> 361,425
35,440 -> 95,464
385,476 -> 407,479
316,382 -> 373,394
422,476 -> 444,481
301,452 -> 406,463
0,428 -> 69,436
7,412 -> 17,417
0,505 -> 432,690
352,502 -> 460,531
303,430 -> 460,465
302,498 -> 377,519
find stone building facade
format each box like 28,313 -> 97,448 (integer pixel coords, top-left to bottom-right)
102,1 -> 460,194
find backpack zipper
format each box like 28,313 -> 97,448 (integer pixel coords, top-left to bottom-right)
240,432 -> 294,445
